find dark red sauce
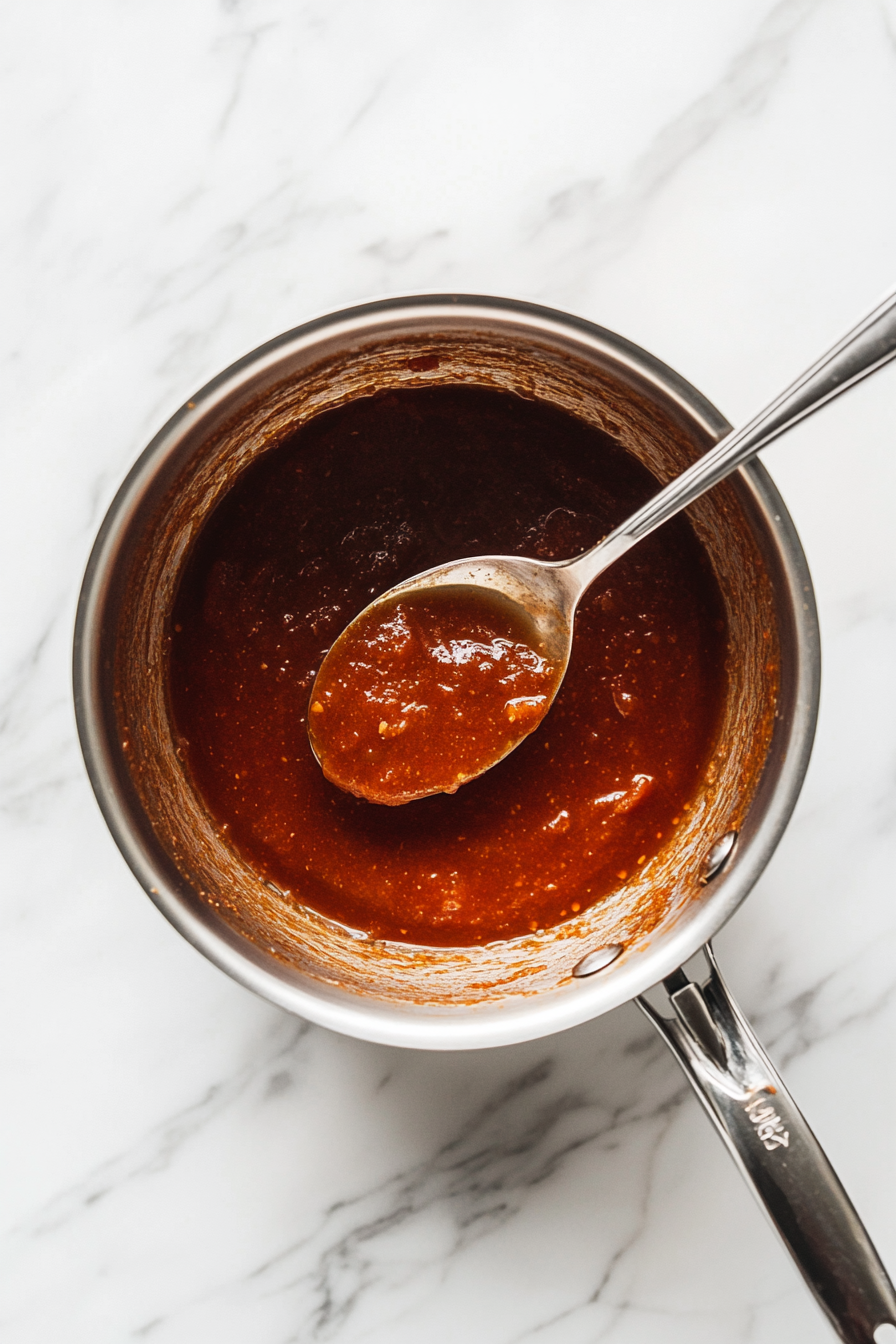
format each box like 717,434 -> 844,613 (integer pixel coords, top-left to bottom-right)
169,385 -> 727,946
308,586 -> 561,805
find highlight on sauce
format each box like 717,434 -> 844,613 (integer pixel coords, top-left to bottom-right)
168,384 -> 728,947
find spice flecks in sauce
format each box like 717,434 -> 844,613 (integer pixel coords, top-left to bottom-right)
168,386 -> 727,946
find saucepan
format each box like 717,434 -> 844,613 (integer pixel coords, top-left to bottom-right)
73,295 -> 896,1342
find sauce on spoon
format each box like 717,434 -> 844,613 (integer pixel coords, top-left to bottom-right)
308,585 -> 561,804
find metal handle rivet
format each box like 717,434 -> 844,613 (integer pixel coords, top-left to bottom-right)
572,943 -> 624,978
702,830 -> 737,884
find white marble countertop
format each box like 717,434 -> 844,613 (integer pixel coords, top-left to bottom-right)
3,2 -> 896,1340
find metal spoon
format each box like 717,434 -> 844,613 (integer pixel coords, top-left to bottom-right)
311,286 -> 896,796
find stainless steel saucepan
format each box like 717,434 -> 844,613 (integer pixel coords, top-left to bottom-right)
73,295 -> 896,1343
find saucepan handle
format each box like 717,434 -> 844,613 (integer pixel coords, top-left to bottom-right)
636,943 -> 896,1344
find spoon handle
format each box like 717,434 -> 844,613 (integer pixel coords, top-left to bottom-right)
566,284 -> 896,591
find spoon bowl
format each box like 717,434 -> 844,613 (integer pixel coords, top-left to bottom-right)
306,564 -> 573,802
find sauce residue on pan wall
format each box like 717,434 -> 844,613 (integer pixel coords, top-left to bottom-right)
168,385 -> 728,947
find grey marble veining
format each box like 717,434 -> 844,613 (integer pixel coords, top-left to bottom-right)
2,2 -> 895,1340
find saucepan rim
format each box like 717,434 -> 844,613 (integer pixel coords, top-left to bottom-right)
73,293 -> 820,1050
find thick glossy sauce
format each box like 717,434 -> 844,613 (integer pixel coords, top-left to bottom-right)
169,385 -> 727,946
308,586 -> 560,804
